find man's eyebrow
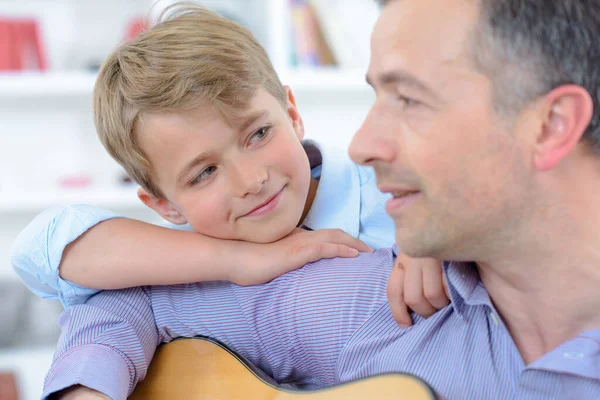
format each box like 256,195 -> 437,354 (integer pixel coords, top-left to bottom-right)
177,150 -> 213,185
366,70 -> 437,98
236,110 -> 270,133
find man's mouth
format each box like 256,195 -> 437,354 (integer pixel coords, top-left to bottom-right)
378,185 -> 420,198
378,185 -> 421,214
391,190 -> 420,199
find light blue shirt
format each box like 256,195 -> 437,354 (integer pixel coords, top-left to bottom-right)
11,140 -> 394,308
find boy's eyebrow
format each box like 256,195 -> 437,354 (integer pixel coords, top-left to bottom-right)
177,150 -> 213,184
236,110 -> 270,133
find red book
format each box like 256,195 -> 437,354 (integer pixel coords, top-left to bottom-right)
0,372 -> 19,400
10,20 -> 24,70
0,19 -> 13,70
0,18 -> 47,71
29,19 -> 48,70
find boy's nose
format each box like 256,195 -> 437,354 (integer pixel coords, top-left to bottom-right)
231,163 -> 268,197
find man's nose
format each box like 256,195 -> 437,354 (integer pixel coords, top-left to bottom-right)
230,161 -> 268,197
349,108 -> 396,166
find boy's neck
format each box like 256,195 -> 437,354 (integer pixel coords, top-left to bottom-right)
300,177 -> 319,224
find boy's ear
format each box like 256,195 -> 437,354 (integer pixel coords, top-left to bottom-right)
137,187 -> 188,225
284,85 -> 305,141
533,84 -> 593,171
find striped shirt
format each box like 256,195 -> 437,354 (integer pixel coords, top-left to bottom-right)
41,248 -> 600,400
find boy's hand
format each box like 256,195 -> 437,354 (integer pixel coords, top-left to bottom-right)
229,228 -> 373,286
387,253 -> 450,328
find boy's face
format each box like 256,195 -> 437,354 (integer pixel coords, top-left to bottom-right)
136,87 -> 312,243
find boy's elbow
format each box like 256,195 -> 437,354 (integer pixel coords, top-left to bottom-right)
11,206 -> 71,261
10,206 -> 72,295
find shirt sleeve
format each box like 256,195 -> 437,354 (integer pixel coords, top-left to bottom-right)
42,287 -> 159,400
10,204 -> 123,307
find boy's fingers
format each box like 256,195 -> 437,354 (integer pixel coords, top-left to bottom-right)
297,243 -> 359,265
404,261 -> 438,318
289,228 -> 373,253
422,260 -> 450,310
321,229 -> 373,252
387,263 -> 412,328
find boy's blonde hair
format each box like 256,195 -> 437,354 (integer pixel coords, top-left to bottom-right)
93,2 -> 287,198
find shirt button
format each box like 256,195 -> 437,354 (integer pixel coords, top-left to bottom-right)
563,352 -> 585,360
490,312 -> 499,327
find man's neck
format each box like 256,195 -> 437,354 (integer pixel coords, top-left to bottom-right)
479,260 -> 600,364
475,180 -> 600,364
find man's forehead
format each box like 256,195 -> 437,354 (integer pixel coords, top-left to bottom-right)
370,0 -> 479,82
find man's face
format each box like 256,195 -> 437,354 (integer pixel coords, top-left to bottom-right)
349,0 -> 533,260
138,88 -> 312,243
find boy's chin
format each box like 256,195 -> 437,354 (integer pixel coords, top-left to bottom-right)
241,222 -> 298,244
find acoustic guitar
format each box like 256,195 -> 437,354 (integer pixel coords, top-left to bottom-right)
129,337 -> 438,399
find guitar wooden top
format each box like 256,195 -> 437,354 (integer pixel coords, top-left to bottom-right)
130,337 -> 438,399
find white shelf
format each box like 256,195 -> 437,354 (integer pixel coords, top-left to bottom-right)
0,69 -> 369,100
278,68 -> 370,92
0,187 -> 144,213
0,72 -> 97,99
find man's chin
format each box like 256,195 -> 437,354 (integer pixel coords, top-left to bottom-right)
394,231 -> 434,258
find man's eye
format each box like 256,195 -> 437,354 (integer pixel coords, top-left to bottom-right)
190,166 -> 217,186
397,95 -> 417,107
248,126 -> 272,145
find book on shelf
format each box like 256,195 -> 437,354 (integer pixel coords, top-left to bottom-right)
289,0 -> 379,70
289,0 -> 336,67
0,18 -> 47,72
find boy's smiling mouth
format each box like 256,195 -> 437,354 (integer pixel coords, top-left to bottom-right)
241,185 -> 286,218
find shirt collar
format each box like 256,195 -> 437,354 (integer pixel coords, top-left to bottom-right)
395,248 -> 600,380
441,261 -> 492,317
301,140 -> 361,238
444,261 -> 600,380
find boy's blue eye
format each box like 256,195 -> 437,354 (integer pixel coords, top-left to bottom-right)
190,165 -> 217,186
248,126 -> 272,145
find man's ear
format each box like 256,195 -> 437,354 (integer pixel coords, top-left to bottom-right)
137,187 -> 188,225
284,85 -> 305,141
533,84 -> 593,171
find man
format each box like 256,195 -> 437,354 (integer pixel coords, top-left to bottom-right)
33,0 -> 600,398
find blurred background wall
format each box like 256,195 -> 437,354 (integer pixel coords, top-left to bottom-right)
0,1 -> 377,398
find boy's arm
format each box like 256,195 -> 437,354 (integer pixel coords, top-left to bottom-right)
11,204 -> 371,307
61,218 -> 370,289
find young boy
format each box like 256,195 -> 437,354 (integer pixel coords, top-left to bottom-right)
12,4 -> 446,319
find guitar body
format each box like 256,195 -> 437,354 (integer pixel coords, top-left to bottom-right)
129,337 -> 438,399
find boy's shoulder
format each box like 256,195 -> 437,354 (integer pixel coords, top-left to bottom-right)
301,138 -> 375,189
